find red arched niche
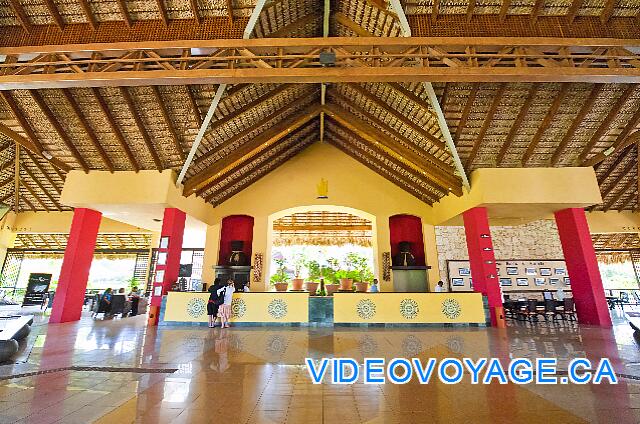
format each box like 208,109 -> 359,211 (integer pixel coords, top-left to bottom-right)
389,214 -> 426,266
218,215 -> 254,265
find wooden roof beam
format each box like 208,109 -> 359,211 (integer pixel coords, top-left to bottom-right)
7,0 -> 31,32
522,83 -> 570,165
599,155 -> 635,198
115,0 -> 132,27
91,87 -> 140,171
431,0 -> 439,23
184,104 -> 321,193
14,144 -> 19,212
551,84 -> 602,166
466,0 -> 476,23
21,166 -> 62,211
465,84 -> 507,170
567,0 -> 584,24
20,178 -> 49,211
225,0 -> 234,24
323,101 -> 461,195
600,0 -> 617,24
43,0 -> 64,29
584,126 -> 640,168
603,177 -> 636,211
155,0 -> 169,26
22,149 -> 62,195
62,89 -> 114,171
499,0 -> 511,22
189,0 -> 202,25
78,0 -> 98,30
328,89 -> 454,177
496,85 -> 539,165
185,86 -> 203,127
150,86 -> 185,161
119,87 -> 163,170
530,0 -> 545,25
30,91 -> 90,172
455,84 -> 479,143
578,84 -> 637,163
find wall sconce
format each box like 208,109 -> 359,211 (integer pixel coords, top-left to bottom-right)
480,234 -> 490,238
482,247 -> 492,251
484,260 -> 493,264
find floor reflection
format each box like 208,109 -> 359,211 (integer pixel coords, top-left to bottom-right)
0,309 -> 636,423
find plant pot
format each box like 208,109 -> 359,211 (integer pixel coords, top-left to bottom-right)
292,278 -> 304,291
274,282 -> 289,292
305,281 -> 319,294
339,278 -> 353,291
355,282 -> 369,293
325,284 -> 339,296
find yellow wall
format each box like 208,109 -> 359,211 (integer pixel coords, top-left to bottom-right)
586,211 -> 640,234
209,143 -> 435,292
163,292 -> 309,323
12,211 -> 153,234
330,293 -> 485,324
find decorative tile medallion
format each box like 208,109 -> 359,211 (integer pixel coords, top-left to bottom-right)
441,298 -> 462,319
356,299 -> 376,320
231,298 -> 247,318
185,298 -> 206,319
399,298 -> 420,320
402,335 -> 423,356
267,299 -> 288,319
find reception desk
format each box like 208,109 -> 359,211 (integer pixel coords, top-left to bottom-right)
161,291 -> 486,326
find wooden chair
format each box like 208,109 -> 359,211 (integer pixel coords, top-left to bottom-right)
517,299 -> 542,323
543,300 -> 561,322
562,298 -> 577,322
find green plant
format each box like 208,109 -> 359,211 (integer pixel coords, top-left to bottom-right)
324,258 -> 340,284
126,276 -> 139,292
292,253 -> 306,278
270,258 -> 289,286
306,260 -> 322,282
346,252 -> 374,283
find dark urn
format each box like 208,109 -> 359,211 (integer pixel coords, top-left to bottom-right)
228,240 -> 249,266
392,241 -> 416,267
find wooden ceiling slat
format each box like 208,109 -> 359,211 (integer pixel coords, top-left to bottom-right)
43,0 -> 64,29
151,86 -> 185,161
21,165 -> 61,211
7,0 -> 31,32
499,0 -> 511,22
155,0 -> 169,26
22,149 -> 61,195
600,0 -> 617,24
496,85 -> 539,166
454,83 -> 479,143
77,0 -> 98,30
119,88 -> 163,170
115,0 -> 133,27
530,0 -> 545,24
465,84 -> 507,170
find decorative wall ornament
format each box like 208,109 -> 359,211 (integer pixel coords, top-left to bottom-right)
231,298 -> 247,318
316,178 -> 329,198
267,299 -> 288,319
356,299 -> 377,320
399,298 -> 420,319
402,335 -> 423,356
382,252 -> 391,281
358,335 -> 379,356
266,335 -> 287,354
253,253 -> 263,283
185,298 -> 207,319
442,298 -> 462,319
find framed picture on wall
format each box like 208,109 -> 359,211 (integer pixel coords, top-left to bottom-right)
458,268 -> 471,276
451,278 -> 464,286
555,268 -> 566,275
516,278 -> 529,286
549,278 -> 560,285
564,277 -> 571,285
157,252 -> 167,266
159,236 -> 169,249
539,268 -> 552,276
469,278 -> 473,289
534,277 -> 546,286
155,270 -> 164,283
499,278 -> 512,287
506,267 -> 518,275
525,268 -> 537,276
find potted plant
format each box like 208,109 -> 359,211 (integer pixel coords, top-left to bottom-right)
291,253 -> 305,291
305,259 -> 321,295
324,258 -> 340,295
270,258 -> 289,292
348,252 -> 374,293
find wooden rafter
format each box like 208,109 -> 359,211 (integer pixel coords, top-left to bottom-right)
155,0 -> 169,26
600,0 -> 618,24
530,0 -> 545,24
466,0 -> 476,22
496,85 -> 539,165
465,84 -> 507,170
600,152 -> 635,197
43,0 -> 64,29
189,0 -> 202,25
185,86 -> 203,128
77,0 -> 97,30
30,91 -> 90,172
455,84 -> 479,143
521,83 -> 570,164
499,0 -> 511,22
324,102 -> 460,195
269,14 -> 317,37
567,0 -> 584,24
328,90 -> 453,176
7,0 -> 31,32
604,177 -> 636,211
225,0 -> 234,24
119,87 -> 163,170
21,165 -> 61,211
431,0 -> 439,23
346,83 -> 446,151
150,86 -> 185,161
22,149 -> 62,195
21,178 -> 48,211
14,144 -> 19,212
550,84 -> 602,166
578,84 -> 637,163
584,121 -> 640,168
62,89 -> 114,171
91,88 -> 140,171
115,0 -> 132,27
184,104 -> 321,193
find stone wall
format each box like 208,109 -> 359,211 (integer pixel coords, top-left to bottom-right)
435,219 -> 564,280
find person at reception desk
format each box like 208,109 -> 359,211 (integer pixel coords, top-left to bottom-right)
369,279 -> 379,293
217,279 -> 235,328
207,278 -> 224,328
435,281 -> 445,292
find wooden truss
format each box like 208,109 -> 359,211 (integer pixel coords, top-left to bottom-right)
2,37 -> 640,89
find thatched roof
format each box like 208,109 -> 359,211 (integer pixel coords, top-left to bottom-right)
0,0 -> 639,211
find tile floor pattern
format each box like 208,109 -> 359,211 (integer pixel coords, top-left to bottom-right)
0,307 -> 637,423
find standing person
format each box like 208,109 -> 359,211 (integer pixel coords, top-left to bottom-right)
207,278 -> 224,328
243,282 -> 251,293
217,279 -> 235,329
435,281 -> 445,292
128,286 -> 141,316
555,286 -> 565,302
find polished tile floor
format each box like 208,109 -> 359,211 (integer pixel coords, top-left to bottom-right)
0,307 -> 638,423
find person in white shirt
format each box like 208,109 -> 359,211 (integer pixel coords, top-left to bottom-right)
435,281 -> 445,293
217,279 -> 235,328
556,287 -> 565,302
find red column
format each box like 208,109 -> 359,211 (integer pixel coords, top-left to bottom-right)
49,208 -> 102,324
554,208 -> 611,327
148,208 -> 186,326
463,207 -> 504,328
